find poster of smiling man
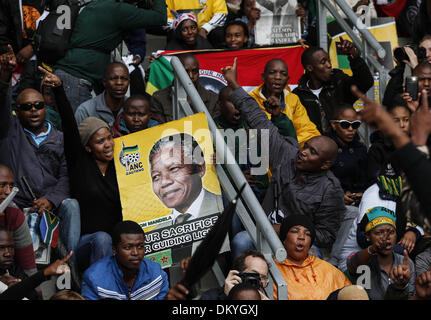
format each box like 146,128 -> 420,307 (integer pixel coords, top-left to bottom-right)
113,112 -> 226,267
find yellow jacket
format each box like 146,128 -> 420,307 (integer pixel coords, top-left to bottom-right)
249,84 -> 320,147
273,254 -> 351,300
166,0 -> 228,31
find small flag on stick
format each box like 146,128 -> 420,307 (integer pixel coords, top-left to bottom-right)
39,210 -> 60,248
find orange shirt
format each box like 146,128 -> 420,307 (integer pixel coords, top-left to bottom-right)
273,254 -> 351,300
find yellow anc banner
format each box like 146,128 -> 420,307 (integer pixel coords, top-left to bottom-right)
113,112 -> 222,233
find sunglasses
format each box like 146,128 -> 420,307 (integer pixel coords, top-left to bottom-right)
332,120 -> 361,129
16,102 -> 45,111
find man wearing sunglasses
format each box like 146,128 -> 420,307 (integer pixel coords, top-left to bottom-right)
0,47 -> 80,258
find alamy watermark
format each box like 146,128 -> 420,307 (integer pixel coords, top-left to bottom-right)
156,121 -> 270,176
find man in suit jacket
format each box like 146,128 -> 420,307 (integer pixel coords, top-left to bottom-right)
149,133 -> 223,227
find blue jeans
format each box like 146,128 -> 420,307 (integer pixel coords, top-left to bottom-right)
75,232 -> 112,272
53,69 -> 93,113
231,230 -> 256,263
56,198 -> 81,256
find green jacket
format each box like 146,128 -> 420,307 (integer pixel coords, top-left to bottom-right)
55,0 -> 166,84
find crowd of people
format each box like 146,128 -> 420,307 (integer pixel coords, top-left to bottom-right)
1,0 -> 431,301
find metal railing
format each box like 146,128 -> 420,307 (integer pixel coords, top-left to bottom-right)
317,0 -> 390,146
170,56 -> 288,299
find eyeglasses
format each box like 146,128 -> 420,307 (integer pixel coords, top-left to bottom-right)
16,102 -> 45,111
332,120 -> 361,129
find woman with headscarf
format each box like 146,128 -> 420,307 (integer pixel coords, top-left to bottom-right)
346,206 -> 416,300
165,13 -> 214,51
38,67 -> 122,272
273,214 -> 351,300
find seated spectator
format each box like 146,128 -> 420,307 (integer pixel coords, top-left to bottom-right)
0,227 -> 39,299
151,53 -> 220,123
0,164 -> 36,276
81,221 -> 169,300
165,13 -> 213,51
401,61 -> 431,114
75,62 -> 130,127
292,41 -> 373,134
233,0 -> 260,48
49,289 -> 85,300
39,68 -> 122,272
0,48 -> 80,256
53,0 -> 167,112
165,0 -> 228,48
329,182 -> 424,273
346,206 -> 416,300
0,248 -> 73,300
382,44 -> 420,109
221,59 -> 346,258
227,282 -> 261,300
326,104 -> 368,206
112,95 -> 160,137
224,20 -> 250,49
273,214 -> 351,300
166,249 -> 269,300
249,58 -> 320,147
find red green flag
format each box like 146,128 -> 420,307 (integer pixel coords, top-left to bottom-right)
146,45 -> 307,95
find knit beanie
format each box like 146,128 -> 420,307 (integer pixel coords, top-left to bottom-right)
279,214 -> 316,245
78,117 -> 110,146
361,206 -> 397,233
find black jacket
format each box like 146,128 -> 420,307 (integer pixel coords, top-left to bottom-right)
53,85 -> 122,237
391,142 -> 431,219
230,87 -> 346,250
0,0 -> 30,54
292,56 -> 374,134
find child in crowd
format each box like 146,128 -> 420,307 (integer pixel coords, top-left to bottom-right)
111,95 -> 160,137
326,104 -> 368,206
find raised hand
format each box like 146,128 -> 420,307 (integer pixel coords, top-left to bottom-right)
0,45 -> 17,81
415,268 -> 431,299
401,91 -> 419,113
0,274 -> 21,287
221,57 -> 240,90
337,37 -> 360,59
410,89 -> 431,146
389,250 -> 411,289
38,66 -> 62,88
263,95 -> 282,117
351,85 -> 410,148
43,251 -> 73,277
398,231 -> 416,253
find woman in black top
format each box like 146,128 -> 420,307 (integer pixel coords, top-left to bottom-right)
39,67 -> 122,272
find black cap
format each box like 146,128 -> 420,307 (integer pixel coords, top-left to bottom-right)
279,214 -> 316,245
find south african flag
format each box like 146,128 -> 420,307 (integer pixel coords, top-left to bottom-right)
39,210 -> 60,248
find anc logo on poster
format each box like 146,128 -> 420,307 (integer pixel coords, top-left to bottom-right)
119,141 -> 144,175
